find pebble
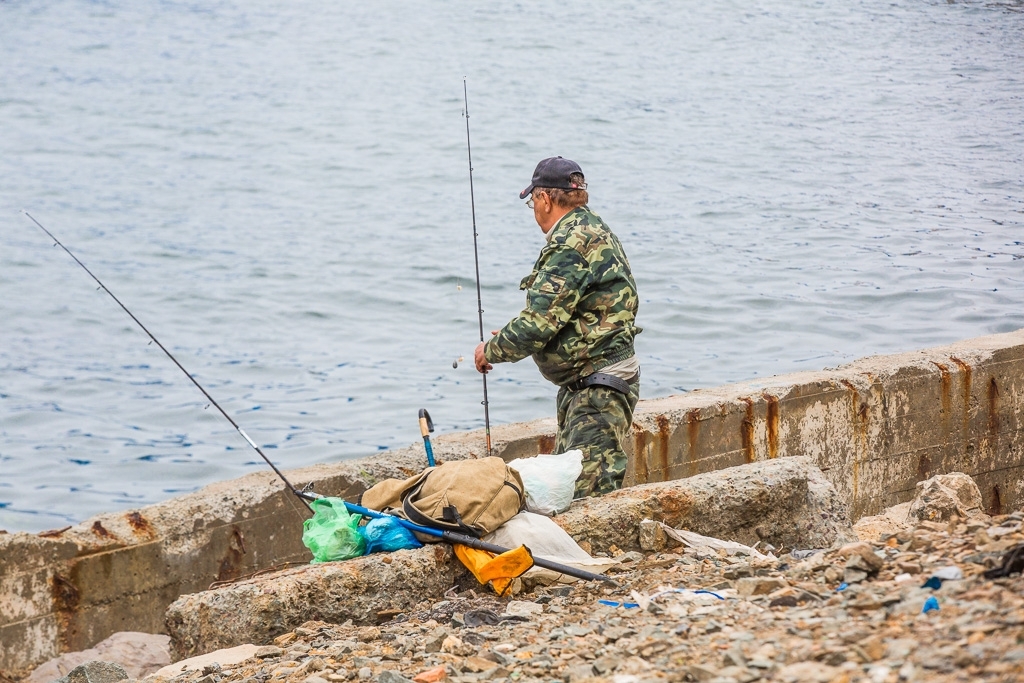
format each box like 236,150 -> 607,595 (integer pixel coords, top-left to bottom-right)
502,601 -> 543,617
144,503 -> 1024,683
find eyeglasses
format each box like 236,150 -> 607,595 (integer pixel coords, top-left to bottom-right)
525,191 -> 545,209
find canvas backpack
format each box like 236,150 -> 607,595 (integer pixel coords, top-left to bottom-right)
359,457 -> 526,537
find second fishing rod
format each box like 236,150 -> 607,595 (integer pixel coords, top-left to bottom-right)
463,79 -> 492,458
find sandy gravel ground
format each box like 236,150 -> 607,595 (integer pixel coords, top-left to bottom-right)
147,508 -> 1024,683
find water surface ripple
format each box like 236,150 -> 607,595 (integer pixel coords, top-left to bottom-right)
1,0 -> 1022,531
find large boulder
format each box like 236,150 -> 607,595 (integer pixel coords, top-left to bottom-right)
166,544 -> 463,661
27,633 -> 170,683
909,472 -> 985,522
555,456 -> 855,552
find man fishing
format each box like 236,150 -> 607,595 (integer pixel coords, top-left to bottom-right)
474,157 -> 641,497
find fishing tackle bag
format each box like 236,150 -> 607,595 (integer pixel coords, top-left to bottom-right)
359,456 -> 526,537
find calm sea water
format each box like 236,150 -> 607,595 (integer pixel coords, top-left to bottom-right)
1,0 -> 1022,532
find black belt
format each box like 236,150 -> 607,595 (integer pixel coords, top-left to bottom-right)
565,371 -> 638,395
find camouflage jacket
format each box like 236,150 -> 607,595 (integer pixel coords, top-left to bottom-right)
483,206 -> 640,386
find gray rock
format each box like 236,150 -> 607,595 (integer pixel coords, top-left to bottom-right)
63,661 -> 129,683
837,542 -> 884,573
375,671 -> 413,683
909,473 -> 984,522
422,628 -> 447,654
555,457 -> 854,553
617,550 -> 645,563
592,656 -> 619,674
638,519 -> 668,551
722,646 -> 747,668
683,664 -> 720,682
565,663 -> 596,682
736,577 -> 787,597
776,662 -> 840,682
843,567 -> 870,584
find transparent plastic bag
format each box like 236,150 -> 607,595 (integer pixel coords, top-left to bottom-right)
301,497 -> 367,563
361,516 -> 423,554
506,449 -> 583,516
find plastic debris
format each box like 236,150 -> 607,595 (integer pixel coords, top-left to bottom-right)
648,587 -> 725,601
931,565 -> 964,581
361,516 -> 423,554
598,599 -> 640,609
302,497 -> 367,563
837,582 -> 849,591
603,586 -> 726,611
921,576 -> 943,590
506,450 -> 583,516
922,596 -> 940,613
653,521 -> 773,560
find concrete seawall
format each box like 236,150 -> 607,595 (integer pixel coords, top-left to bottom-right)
2,329 -> 1022,677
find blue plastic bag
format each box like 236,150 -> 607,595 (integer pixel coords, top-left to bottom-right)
361,516 -> 423,554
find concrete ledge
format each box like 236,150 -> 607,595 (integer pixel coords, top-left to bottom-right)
2,328 -> 1023,677
164,457 -> 850,659
555,456 -> 854,553
625,329 -> 1024,519
165,545 -> 463,661
0,438 -> 487,678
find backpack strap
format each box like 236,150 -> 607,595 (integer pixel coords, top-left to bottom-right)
441,505 -> 480,538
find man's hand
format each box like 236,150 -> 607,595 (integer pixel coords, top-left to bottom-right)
474,342 -> 492,374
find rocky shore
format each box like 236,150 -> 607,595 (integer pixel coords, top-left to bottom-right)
139,500 -> 1024,683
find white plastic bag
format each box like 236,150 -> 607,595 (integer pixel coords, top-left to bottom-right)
506,449 -> 583,516
484,511 -> 617,584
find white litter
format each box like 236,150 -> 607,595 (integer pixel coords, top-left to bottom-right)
485,511 -> 617,584
650,520 -> 774,560
506,450 -> 583,516
931,565 -> 964,581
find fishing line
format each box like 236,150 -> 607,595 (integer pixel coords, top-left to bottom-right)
22,210 -> 313,517
463,78 -> 493,457
22,216 -> 618,585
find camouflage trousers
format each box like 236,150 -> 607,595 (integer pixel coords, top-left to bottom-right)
554,376 -> 640,499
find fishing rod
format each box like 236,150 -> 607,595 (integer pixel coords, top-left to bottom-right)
21,210 -> 314,514
25,211 -> 617,585
463,78 -> 492,457
297,491 -> 619,586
